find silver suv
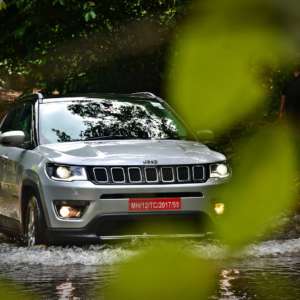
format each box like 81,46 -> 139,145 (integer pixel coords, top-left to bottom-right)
0,92 -> 229,246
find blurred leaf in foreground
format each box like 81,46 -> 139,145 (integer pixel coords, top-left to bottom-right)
0,280 -> 36,300
104,243 -> 217,300
168,0 -> 300,248
214,125 -> 297,248
102,0 -> 300,298
0,0 -> 6,11
169,0 -> 298,134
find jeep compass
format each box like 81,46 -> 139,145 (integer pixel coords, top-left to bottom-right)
0,92 -> 229,245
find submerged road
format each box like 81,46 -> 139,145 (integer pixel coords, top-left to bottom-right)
0,219 -> 300,299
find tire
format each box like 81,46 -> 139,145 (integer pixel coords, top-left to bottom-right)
24,195 -> 48,246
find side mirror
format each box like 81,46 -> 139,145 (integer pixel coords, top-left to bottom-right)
196,129 -> 215,144
0,131 -> 25,147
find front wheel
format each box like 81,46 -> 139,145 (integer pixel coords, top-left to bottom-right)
24,196 -> 47,246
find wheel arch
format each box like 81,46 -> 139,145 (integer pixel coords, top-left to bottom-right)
20,179 -> 45,231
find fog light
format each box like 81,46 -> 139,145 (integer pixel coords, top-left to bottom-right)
214,203 -> 225,215
59,206 -> 81,218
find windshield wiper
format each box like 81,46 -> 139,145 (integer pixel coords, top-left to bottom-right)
84,135 -> 146,141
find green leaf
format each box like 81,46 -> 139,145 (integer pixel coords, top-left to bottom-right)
168,0 -> 296,135
0,0 -> 7,10
14,26 -> 26,39
84,10 -> 96,22
104,243 -> 217,300
53,0 -> 65,6
214,125 -> 297,248
90,10 -> 96,19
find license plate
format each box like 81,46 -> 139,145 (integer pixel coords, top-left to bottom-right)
128,197 -> 181,211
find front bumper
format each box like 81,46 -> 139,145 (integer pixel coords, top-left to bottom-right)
38,174 -> 225,242
45,211 -> 214,244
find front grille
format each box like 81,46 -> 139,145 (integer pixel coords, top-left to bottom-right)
177,166 -> 190,182
145,167 -> 158,182
193,166 -> 205,181
128,167 -> 142,183
111,167 -> 125,183
161,167 -> 174,182
89,165 -> 208,185
93,167 -> 108,183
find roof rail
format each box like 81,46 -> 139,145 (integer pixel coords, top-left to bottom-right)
130,92 -> 157,99
17,92 -> 44,102
16,91 -> 164,103
130,92 -> 164,102
36,92 -> 44,101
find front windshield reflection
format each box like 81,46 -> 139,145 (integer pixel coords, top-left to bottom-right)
39,98 -> 188,144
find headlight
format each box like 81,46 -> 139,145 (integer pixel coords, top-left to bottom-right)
46,164 -> 87,181
210,163 -> 230,178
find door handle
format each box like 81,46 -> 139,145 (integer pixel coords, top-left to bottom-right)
0,154 -> 8,160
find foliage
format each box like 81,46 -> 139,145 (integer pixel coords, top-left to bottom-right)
104,243 -> 217,300
0,0 -> 6,10
0,280 -> 36,299
104,0 -> 300,299
168,0 -> 300,247
0,0 -> 300,299
168,0 -> 300,134
0,0 -> 189,94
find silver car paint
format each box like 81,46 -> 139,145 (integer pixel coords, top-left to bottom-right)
0,97 -> 228,235
37,139 -> 225,165
0,138 -> 226,228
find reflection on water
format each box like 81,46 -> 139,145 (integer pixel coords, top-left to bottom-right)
224,258 -> 300,300
0,234 -> 132,299
1,263 -> 106,299
1,234 -> 300,299
219,269 -> 240,300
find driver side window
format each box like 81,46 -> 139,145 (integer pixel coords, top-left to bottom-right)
1,103 -> 33,146
0,108 -> 19,133
19,104 -> 33,142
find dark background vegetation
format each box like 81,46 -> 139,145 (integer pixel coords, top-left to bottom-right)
0,0 -> 190,95
0,0 -> 297,157
0,1 -> 292,99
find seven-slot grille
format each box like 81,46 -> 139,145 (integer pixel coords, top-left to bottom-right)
89,165 -> 207,184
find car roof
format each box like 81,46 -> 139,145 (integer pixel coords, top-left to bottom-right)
16,92 -> 164,104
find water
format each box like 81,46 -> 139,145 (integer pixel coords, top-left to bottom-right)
220,258 -> 300,300
0,238 -> 132,299
0,230 -> 300,299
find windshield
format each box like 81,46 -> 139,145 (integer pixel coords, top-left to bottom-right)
39,98 -> 191,144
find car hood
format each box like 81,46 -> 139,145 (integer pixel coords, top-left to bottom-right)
37,140 -> 226,166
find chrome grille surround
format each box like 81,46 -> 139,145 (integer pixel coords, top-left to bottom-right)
111,167 -> 126,183
144,167 -> 159,183
93,167 -> 109,183
90,164 -> 208,185
176,166 -> 190,182
192,165 -> 205,181
128,167 -> 142,183
161,167 -> 175,183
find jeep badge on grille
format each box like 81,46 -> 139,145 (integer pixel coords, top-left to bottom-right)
143,160 -> 158,165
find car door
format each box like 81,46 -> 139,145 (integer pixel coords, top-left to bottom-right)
0,103 -> 33,222
0,113 -> 9,219
0,113 -> 7,184
0,109 -> 19,222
